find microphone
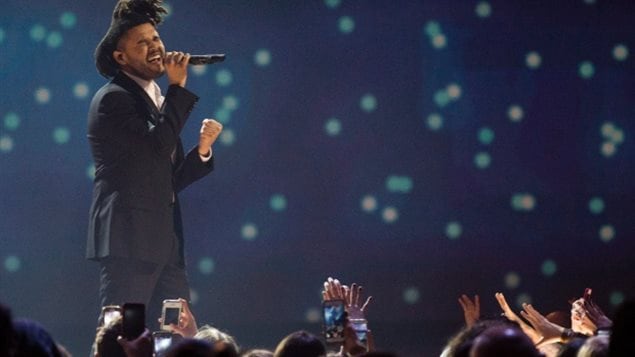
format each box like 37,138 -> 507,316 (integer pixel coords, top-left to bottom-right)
188,54 -> 226,65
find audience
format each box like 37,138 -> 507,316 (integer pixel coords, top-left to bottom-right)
1,282 -> 633,357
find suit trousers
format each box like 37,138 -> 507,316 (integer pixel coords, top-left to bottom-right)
98,235 -> 189,329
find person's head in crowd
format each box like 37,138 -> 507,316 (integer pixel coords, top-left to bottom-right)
0,302 -> 15,356
358,352 -> 399,357
441,317 -> 517,357
556,336 -> 586,357
194,324 -> 239,356
166,338 -> 215,357
273,330 -> 326,357
577,335 -> 609,357
609,298 -> 635,357
469,325 -> 541,357
93,315 -> 126,357
240,348 -> 273,357
12,318 -> 62,357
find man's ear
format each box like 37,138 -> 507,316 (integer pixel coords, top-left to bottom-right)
113,50 -> 126,66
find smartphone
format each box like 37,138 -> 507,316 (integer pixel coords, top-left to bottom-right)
161,299 -> 183,332
122,302 -> 145,340
153,331 -> 173,357
101,305 -> 121,327
322,299 -> 346,343
350,318 -> 368,345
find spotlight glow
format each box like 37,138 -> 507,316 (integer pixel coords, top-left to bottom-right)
478,127 -> 495,145
474,151 -> 492,169
386,175 -> 413,194
216,69 -> 233,86
73,82 -> 90,99
324,0 -> 342,9
270,194 -> 287,212
360,94 -> 377,112
424,21 -> 442,37
445,221 -> 462,240
86,163 -> 96,180
198,257 -> 215,275
588,197 -> 605,215
541,260 -> 557,276
4,255 -> 21,272
219,128 -> 235,146
34,87 -> 51,104
403,287 -> 420,304
46,31 -> 63,48
475,2 -> 492,18
0,135 -> 14,153
30,25 -> 47,42
578,61 -> 595,79
382,206 -> 399,223
53,127 -> 71,144
60,11 -> 77,29
431,34 -> 447,49
599,224 -> 615,243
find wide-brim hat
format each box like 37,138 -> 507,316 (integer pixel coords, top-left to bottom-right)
94,0 -> 167,78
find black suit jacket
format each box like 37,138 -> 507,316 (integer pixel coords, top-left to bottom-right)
86,71 -> 213,265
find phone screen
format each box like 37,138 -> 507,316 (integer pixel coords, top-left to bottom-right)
323,300 -> 346,343
164,307 -> 180,326
153,332 -> 173,357
350,318 -> 368,344
122,303 -> 145,340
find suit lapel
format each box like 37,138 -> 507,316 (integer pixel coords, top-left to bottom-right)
113,72 -> 161,124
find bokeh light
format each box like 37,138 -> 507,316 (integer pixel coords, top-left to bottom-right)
474,151 -> 491,169
426,113 -> 443,131
434,89 -> 450,107
445,221 -> 462,240
511,193 -> 537,212
219,128 -> 236,146
403,287 -> 420,305
4,255 -> 22,273
360,94 -> 377,112
324,0 -> 341,9
0,135 -> 15,153
241,223 -> 258,241
612,44 -> 629,61
86,163 -> 96,180
30,24 -> 47,42
254,49 -> 272,67
338,16 -> 355,34
222,95 -> 239,111
360,195 -> 378,213
73,82 -> 90,99
386,175 -> 413,194
446,83 -> 462,100
215,108 -> 231,124
382,206 -> 399,224
515,293 -> 532,307
424,21 -> 441,37
270,194 -> 287,212
305,307 -> 321,323
599,224 -> 615,243
46,31 -> 63,48
588,197 -> 605,215
541,259 -> 557,276
52,127 -> 71,144
478,127 -> 495,145
34,87 -> 51,104
431,34 -> 447,49
59,11 -> 77,29
475,2 -> 492,18
600,142 -> 617,158
215,69 -> 233,86
525,51 -> 542,69
610,291 -> 625,307
4,112 -> 21,130
198,257 -> 215,275
0,28 -> 5,44
578,61 -> 595,79
324,117 -> 342,136
504,272 -> 521,289
508,104 -> 524,122
191,65 -> 207,76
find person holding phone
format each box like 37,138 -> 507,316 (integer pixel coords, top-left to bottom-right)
86,0 -> 222,324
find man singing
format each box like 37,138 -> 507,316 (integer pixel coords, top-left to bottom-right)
86,0 -> 222,322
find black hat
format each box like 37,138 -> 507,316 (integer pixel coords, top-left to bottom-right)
94,0 -> 167,78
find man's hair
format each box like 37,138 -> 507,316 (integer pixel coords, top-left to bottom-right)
194,324 -> 240,355
273,330 -> 326,357
94,0 -> 167,78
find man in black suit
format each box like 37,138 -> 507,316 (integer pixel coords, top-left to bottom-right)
86,0 -> 222,322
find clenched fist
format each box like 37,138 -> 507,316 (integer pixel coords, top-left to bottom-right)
198,119 -> 223,156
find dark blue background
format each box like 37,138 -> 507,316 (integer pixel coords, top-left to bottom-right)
1,1 -> 634,355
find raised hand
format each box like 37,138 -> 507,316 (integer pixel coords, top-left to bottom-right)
520,303 -> 565,347
157,298 -> 198,338
494,292 -> 541,343
198,119 -> 223,156
458,294 -> 480,327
